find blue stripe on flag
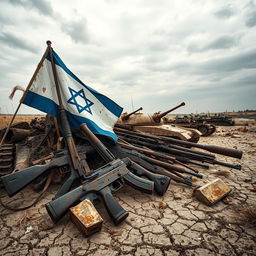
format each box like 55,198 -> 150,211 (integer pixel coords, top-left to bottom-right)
46,50 -> 123,118
23,91 -> 118,142
23,90 -> 58,117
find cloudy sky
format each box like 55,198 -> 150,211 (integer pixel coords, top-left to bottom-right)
0,0 -> 255,115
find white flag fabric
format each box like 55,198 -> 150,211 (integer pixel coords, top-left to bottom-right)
23,49 -> 123,142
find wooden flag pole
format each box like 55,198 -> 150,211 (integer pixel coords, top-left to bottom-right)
46,40 -> 90,174
0,43 -> 51,148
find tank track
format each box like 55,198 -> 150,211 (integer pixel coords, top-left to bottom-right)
0,143 -> 15,176
197,124 -> 216,136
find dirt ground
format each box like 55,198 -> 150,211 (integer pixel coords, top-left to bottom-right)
0,115 -> 45,129
0,126 -> 255,256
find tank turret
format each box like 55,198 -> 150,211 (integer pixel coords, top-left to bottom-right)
152,102 -> 185,123
121,107 -> 143,121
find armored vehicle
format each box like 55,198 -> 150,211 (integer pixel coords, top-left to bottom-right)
169,115 -> 216,136
116,103 -> 201,142
197,115 -> 235,126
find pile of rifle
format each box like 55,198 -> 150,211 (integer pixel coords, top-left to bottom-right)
0,119 -> 243,235
113,124 -> 242,187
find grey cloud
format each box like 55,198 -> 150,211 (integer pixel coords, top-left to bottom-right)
8,0 -> 53,16
138,74 -> 256,113
205,35 -> 239,50
245,10 -> 256,27
244,1 -> 256,27
188,35 -> 240,52
0,14 -> 13,25
214,5 -> 236,19
0,32 -> 38,53
152,49 -> 256,75
148,41 -> 169,52
112,70 -> 141,83
199,49 -> 256,74
61,19 -> 90,43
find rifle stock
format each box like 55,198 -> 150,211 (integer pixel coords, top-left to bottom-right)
122,157 -> 170,196
1,155 -> 69,197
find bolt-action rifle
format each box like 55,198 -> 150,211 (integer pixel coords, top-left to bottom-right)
118,133 -> 242,170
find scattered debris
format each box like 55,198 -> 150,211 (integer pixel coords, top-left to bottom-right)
25,225 -> 33,234
213,170 -> 230,178
222,196 -> 233,204
233,205 -> 256,226
193,178 -> 232,206
159,201 -> 168,209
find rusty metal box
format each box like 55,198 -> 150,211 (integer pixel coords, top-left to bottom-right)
194,178 -> 231,206
70,199 -> 103,236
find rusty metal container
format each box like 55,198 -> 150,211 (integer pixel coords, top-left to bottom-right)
194,178 -> 232,206
70,199 -> 103,236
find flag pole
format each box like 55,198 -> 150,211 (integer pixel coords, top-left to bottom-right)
46,41 -> 89,174
0,43 -> 51,148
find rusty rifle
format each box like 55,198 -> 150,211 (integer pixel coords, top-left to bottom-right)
118,138 -> 242,170
111,145 -> 194,187
114,126 -> 243,159
80,123 -> 171,196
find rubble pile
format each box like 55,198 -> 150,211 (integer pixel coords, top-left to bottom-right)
0,114 -> 244,236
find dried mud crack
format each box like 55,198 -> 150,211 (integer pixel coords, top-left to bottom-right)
0,126 -> 256,256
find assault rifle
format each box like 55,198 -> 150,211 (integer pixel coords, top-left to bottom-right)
110,144 -> 194,187
79,123 -> 171,196
45,124 -> 170,224
1,146 -> 93,198
46,158 -> 154,224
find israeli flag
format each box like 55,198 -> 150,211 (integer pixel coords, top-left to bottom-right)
23,49 -> 123,142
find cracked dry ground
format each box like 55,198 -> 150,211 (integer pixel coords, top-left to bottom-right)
0,126 -> 255,256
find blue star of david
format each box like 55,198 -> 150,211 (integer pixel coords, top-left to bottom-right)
67,87 -> 94,114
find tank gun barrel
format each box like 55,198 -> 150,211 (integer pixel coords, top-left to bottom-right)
153,102 -> 185,123
121,107 -> 143,121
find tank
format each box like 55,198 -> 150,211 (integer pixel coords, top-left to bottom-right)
166,115 -> 216,136
117,102 -> 201,142
197,115 -> 235,126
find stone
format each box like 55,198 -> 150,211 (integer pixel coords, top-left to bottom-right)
173,234 -> 201,246
191,222 -> 208,232
167,222 -> 187,235
185,248 -> 216,256
143,232 -> 171,245
135,246 -> 163,256
140,224 -> 164,234
165,249 -> 180,256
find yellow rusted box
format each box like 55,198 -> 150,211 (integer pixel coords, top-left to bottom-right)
70,199 -> 103,236
194,178 -> 231,206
